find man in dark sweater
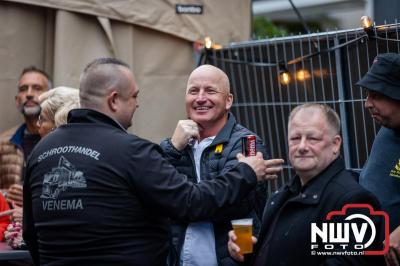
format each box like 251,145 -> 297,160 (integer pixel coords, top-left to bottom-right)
23,58 -> 273,266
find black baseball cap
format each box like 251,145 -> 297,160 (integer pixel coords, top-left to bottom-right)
356,53 -> 400,101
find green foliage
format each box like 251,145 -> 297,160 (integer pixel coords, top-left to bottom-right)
252,16 -> 287,39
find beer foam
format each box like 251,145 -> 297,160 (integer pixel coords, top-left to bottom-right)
231,218 -> 253,226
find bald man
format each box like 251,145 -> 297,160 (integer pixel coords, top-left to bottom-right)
161,65 -> 283,266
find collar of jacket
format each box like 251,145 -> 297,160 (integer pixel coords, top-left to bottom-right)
10,124 -> 27,148
67,108 -> 127,132
284,157 -> 345,205
209,112 -> 236,146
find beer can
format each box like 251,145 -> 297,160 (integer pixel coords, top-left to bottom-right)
242,135 -> 257,157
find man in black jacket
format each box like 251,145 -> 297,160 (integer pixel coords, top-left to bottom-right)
228,103 -> 385,266
22,58 -> 273,266
161,64 -> 283,266
356,53 -> 400,265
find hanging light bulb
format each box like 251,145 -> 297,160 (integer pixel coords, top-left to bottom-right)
204,36 -> 213,49
279,70 -> 291,85
280,72 -> 290,85
279,64 -> 291,85
360,16 -> 375,38
203,36 -> 222,50
361,16 -> 373,30
360,16 -> 375,39
296,69 -> 311,81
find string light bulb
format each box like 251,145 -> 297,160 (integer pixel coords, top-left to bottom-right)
203,36 -> 222,50
204,36 -> 213,49
296,69 -> 311,81
280,72 -> 290,85
361,16 -> 373,29
361,16 -> 374,36
279,69 -> 291,85
279,64 -> 291,85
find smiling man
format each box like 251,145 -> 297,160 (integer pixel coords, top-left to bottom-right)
161,64 -> 283,266
0,66 -> 51,206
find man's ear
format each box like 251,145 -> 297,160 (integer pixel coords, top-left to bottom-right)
332,135 -> 342,154
107,91 -> 119,112
226,93 -> 233,110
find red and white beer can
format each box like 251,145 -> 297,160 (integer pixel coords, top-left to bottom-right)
241,135 -> 257,157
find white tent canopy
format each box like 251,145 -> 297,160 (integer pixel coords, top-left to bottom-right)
5,0 -> 251,43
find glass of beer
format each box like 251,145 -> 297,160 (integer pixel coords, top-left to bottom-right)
231,218 -> 253,254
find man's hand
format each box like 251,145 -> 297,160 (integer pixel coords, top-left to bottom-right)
7,184 -> 23,207
237,152 -> 284,181
171,120 -> 200,151
228,230 -> 257,262
264,159 -> 284,180
385,225 -> 400,266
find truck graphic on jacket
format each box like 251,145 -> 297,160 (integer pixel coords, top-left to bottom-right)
41,156 -> 87,199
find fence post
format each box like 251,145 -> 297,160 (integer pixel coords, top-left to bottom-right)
334,36 -> 351,169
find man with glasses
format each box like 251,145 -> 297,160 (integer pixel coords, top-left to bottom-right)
0,66 -> 52,207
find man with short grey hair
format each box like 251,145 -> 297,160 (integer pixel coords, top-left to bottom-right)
228,103 -> 385,266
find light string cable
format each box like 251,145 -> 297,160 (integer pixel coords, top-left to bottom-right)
201,17 -> 400,68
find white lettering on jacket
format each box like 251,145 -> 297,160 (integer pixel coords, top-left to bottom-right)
38,146 -> 101,162
42,199 -> 84,211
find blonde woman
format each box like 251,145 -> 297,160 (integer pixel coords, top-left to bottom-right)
37,86 -> 80,137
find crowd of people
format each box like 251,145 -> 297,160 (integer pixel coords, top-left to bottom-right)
0,53 -> 398,266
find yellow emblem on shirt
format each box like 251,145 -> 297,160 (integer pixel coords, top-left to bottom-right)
215,144 -> 223,154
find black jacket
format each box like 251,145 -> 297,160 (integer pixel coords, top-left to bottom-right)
160,113 -> 269,266
22,109 -> 259,266
251,158 -> 385,266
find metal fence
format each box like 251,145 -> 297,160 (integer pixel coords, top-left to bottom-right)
202,22 -> 400,192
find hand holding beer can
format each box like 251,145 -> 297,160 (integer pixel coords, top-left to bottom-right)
235,136 -> 256,254
242,135 -> 257,157
231,218 -> 253,254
